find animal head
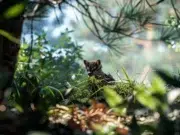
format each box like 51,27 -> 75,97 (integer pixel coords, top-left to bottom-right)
83,60 -> 102,76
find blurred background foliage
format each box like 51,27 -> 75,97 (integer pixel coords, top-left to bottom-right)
19,0 -> 180,82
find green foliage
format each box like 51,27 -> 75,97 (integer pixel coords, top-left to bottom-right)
165,16 -> 179,28
64,78 -> 90,104
64,76 -> 105,104
133,75 -> 168,112
63,69 -> 173,135
9,31 -> 85,111
103,86 -> 123,107
114,81 -> 135,97
164,15 -> 180,52
63,74 -> 137,107
102,69 -> 168,114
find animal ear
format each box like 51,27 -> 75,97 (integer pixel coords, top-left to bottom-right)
96,59 -> 101,65
83,60 -> 88,65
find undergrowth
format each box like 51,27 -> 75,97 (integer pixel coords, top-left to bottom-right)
64,76 -> 138,106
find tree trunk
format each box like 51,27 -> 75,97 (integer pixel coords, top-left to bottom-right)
0,1 -> 24,103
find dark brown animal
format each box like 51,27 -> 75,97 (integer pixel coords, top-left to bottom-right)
83,59 -> 115,84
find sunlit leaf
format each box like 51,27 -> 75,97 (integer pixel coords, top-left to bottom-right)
0,29 -> 20,44
150,75 -> 166,95
121,67 -> 131,83
19,56 -> 28,62
14,103 -> 24,113
3,3 -> 25,19
103,86 -> 123,107
21,43 -> 29,49
112,106 -> 127,115
136,92 -> 159,110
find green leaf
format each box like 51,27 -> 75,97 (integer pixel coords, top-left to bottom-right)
0,29 -> 20,44
150,75 -> 166,95
14,103 -> 24,113
103,86 -> 123,107
136,92 -> 160,110
3,3 -> 25,19
43,87 -> 55,97
19,56 -> 28,62
112,106 -> 127,115
46,86 -> 64,100
121,67 -> 131,83
21,43 -> 29,49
